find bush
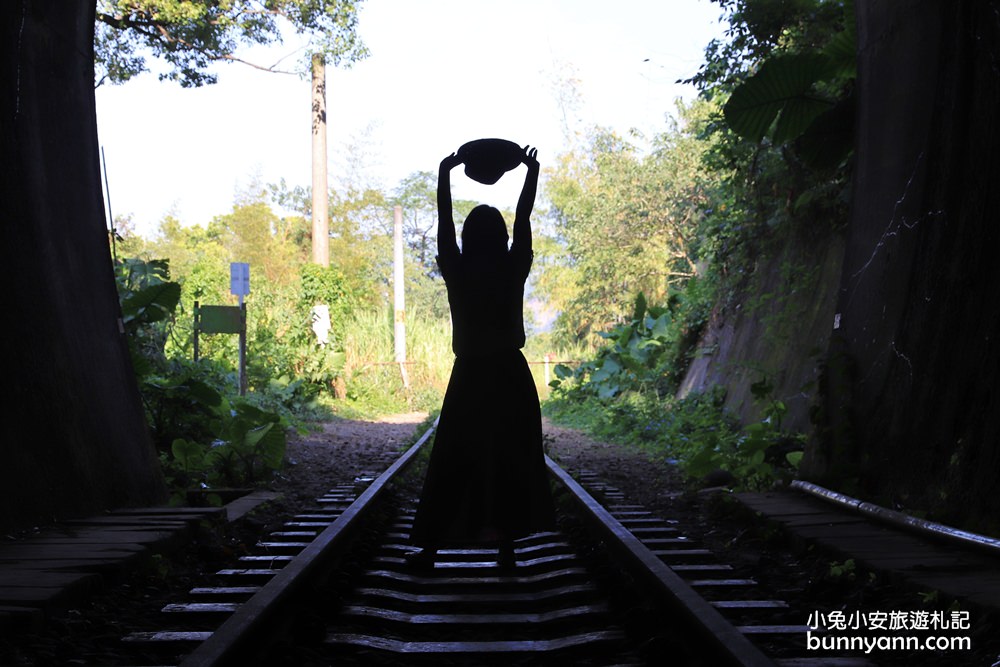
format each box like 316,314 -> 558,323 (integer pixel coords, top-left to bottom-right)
548,287 -> 710,402
165,398 -> 288,503
545,288 -> 804,490
114,256 -> 297,502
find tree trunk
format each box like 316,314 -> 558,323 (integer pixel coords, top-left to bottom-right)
0,1 -> 166,531
808,0 -> 1000,531
311,53 -> 329,267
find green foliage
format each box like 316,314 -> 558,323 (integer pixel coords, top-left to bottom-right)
681,379 -> 806,489
535,1 -> 849,497
132,186 -> 459,419
828,558 -> 856,582
548,382 -> 804,491
114,256 -> 295,503
162,397 -> 288,502
209,401 -> 288,484
141,360 -> 226,452
338,307 -> 453,417
540,101 -> 722,344
114,256 -> 182,373
299,263 -> 354,336
680,0 -> 855,297
209,198 -> 304,286
546,385 -> 737,457
724,52 -> 838,144
95,0 -> 369,87
686,0 -> 852,95
143,200 -> 358,403
390,171 -> 439,275
722,0 -> 856,169
549,285 -> 712,401
546,290 -> 805,490
237,267 -> 349,398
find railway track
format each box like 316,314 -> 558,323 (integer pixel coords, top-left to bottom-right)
116,422 -> 876,666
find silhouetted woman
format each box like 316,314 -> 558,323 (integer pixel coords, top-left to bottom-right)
408,144 -> 556,569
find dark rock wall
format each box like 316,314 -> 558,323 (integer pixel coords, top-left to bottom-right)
679,1 -> 1000,531
679,231 -> 845,436
807,0 -> 1000,530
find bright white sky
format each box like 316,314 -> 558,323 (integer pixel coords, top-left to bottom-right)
95,1 -> 726,238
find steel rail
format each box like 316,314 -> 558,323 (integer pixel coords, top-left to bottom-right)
178,419 -> 774,666
545,455 -> 777,667
180,419 -> 437,667
791,479 -> 1000,557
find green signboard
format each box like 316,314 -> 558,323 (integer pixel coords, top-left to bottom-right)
197,305 -> 243,334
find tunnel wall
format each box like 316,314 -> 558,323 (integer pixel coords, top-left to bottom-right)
804,0 -> 1000,531
1,2 -> 166,531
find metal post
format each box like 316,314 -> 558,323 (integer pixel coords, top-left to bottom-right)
238,303 -> 247,396
393,205 -> 409,388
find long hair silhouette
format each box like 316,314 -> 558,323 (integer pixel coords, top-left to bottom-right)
461,204 -> 509,258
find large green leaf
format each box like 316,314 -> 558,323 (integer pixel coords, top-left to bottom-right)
243,422 -> 274,451
823,29 -> 856,78
724,53 -> 835,143
650,313 -> 672,340
553,364 -> 574,380
631,292 -> 647,323
121,281 -> 181,324
596,383 -> 620,399
618,351 -> 646,374
772,94 -> 835,144
786,451 -> 805,468
592,356 -> 622,383
823,0 -> 856,78
182,378 -> 223,409
256,424 -> 287,470
171,438 -> 206,472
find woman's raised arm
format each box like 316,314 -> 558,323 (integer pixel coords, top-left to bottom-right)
437,152 -> 462,258
512,146 -> 539,254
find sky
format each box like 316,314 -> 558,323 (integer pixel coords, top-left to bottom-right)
95,1 -> 727,238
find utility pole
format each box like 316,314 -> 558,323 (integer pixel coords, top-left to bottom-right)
393,205 -> 409,388
311,53 -> 329,267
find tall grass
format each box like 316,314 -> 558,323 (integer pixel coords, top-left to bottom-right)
337,308 -> 596,416
340,307 -> 453,416
524,334 -> 597,401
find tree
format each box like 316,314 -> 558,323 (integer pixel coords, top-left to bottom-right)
95,1 -> 370,266
684,0 -> 855,283
209,194 -> 306,287
390,172 -> 442,275
542,104 -> 720,343
271,177 -> 392,307
328,188 -> 390,300
0,0 -> 367,531
95,0 -> 368,87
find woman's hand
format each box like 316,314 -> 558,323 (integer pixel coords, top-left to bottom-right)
521,145 -> 539,171
440,152 -> 463,171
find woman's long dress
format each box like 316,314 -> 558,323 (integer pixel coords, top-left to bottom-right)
409,241 -> 556,546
